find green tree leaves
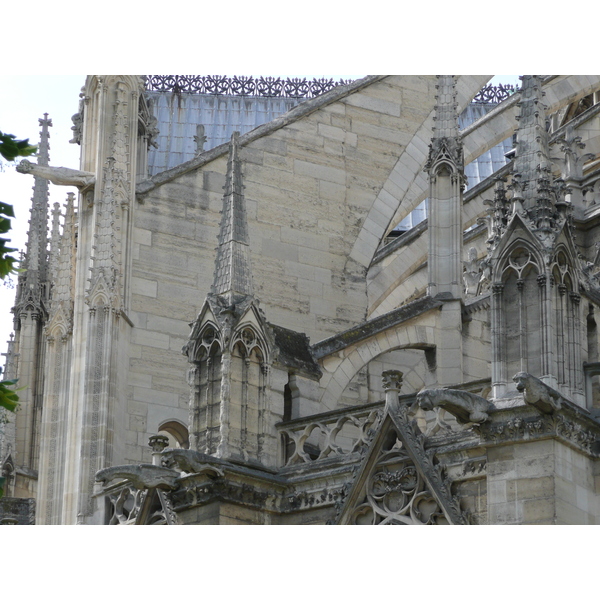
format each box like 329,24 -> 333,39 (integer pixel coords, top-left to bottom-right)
0,380 -> 19,412
0,201 -> 17,279
0,131 -> 37,162
0,130 -> 36,421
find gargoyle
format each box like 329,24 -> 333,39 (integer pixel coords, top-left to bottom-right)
513,372 -> 563,414
17,159 -> 95,189
95,464 -> 180,490
160,448 -> 225,478
416,388 -> 493,424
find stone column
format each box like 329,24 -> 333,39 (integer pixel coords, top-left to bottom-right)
491,283 -> 505,400
61,76 -> 144,524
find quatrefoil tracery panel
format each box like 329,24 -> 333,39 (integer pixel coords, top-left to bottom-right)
349,436 -> 448,525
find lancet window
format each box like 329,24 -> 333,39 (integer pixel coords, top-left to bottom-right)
188,324 -> 222,454
550,248 -> 582,394
496,244 -> 543,380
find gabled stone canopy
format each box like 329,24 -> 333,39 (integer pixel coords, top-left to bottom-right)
337,372 -> 467,525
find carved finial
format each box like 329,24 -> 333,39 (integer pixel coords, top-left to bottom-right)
382,370 -> 403,411
194,124 -> 207,155
382,370 -> 403,391
37,113 -> 52,167
148,434 -> 170,453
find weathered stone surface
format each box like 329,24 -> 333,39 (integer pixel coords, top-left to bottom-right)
7,74 -> 600,526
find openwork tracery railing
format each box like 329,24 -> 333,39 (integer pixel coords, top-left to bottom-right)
145,75 -> 353,98
146,76 -> 518,104
472,84 -> 517,103
277,404 -> 384,466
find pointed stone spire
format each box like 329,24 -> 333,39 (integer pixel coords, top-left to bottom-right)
432,75 -> 460,140
15,114 -> 52,315
53,193 -> 76,305
1,333 -> 16,382
48,201 -> 61,290
426,76 -> 464,300
513,76 -> 552,210
37,113 -> 52,167
211,131 -> 254,300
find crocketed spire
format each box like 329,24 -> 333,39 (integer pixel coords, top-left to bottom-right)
425,76 -> 464,176
211,131 -> 254,298
53,193 -> 76,304
512,75 -> 552,209
433,75 -> 460,140
15,114 -> 52,315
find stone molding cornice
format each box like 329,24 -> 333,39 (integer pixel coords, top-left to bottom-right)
462,293 -> 491,318
478,402 -> 600,456
311,295 -> 443,359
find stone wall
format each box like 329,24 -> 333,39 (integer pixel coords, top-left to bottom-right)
124,77 -> 455,464
486,439 -> 599,524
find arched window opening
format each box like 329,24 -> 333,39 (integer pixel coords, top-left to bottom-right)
158,420 -> 189,450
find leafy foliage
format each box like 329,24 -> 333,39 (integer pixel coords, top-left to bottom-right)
0,201 -> 17,279
0,131 -> 37,162
0,130 -> 36,283
0,130 -> 36,419
0,380 -> 19,412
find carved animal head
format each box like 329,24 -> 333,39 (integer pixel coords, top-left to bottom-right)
16,159 -> 33,174
416,389 -> 435,411
513,372 -> 529,392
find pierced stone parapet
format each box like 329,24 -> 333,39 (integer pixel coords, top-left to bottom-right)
472,84 -> 518,104
145,75 -> 354,98
277,404 -> 384,467
145,76 -> 517,104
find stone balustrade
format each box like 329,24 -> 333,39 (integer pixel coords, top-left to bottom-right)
277,403 -> 384,466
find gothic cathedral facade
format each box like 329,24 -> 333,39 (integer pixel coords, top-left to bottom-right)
3,75 -> 600,524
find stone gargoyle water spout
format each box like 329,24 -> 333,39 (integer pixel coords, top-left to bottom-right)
17,159 -> 95,190
416,388 -> 493,424
513,372 -> 564,414
95,464 -> 180,490
160,448 -> 225,478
